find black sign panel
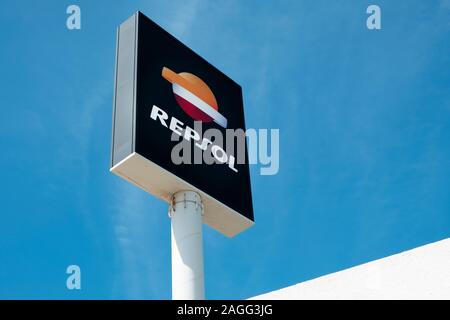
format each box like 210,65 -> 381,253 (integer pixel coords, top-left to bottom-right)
111,12 -> 253,236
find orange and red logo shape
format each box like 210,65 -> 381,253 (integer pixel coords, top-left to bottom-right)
162,67 -> 227,128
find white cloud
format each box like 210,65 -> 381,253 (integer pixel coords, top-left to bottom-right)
167,0 -> 202,38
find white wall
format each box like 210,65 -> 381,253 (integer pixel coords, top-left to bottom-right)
251,238 -> 450,300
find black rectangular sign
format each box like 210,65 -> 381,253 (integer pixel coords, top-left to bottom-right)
111,12 -> 253,236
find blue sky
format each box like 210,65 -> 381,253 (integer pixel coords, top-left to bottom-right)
0,0 -> 449,299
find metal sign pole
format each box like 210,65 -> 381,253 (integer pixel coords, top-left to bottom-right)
169,190 -> 205,300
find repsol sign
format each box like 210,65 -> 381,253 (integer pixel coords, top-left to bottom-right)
110,12 -> 253,237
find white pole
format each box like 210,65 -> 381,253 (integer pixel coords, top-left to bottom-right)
170,190 -> 205,300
